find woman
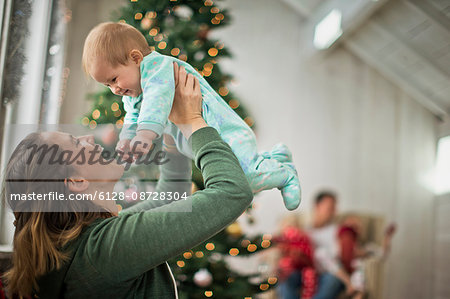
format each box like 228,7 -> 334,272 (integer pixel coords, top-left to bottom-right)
2,64 -> 253,298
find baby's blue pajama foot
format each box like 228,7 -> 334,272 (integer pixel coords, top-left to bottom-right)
278,162 -> 301,211
249,150 -> 301,211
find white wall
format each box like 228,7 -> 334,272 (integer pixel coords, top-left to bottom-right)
211,0 -> 438,298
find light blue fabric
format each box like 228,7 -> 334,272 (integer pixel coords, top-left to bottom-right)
120,51 -> 301,210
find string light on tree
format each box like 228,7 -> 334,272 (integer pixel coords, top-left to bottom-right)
146,11 -> 157,18
91,109 -> 100,119
81,117 -> 89,126
205,243 -> 215,251
244,116 -> 255,127
263,234 -> 272,240
158,41 -> 167,49
259,283 -> 269,291
218,86 -> 229,96
247,244 -> 257,252
179,54 -> 187,61
89,120 -> 97,129
228,99 -> 239,109
229,248 -> 239,256
216,13 -> 224,21
241,239 -> 250,247
171,48 -> 180,56
261,240 -> 271,248
208,48 -> 218,57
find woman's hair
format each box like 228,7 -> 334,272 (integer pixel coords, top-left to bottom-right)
2,132 -> 113,297
82,22 -> 151,75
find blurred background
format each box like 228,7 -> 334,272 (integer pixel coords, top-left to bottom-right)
0,0 -> 449,298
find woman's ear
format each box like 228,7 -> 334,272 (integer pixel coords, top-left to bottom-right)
65,176 -> 89,192
129,49 -> 143,65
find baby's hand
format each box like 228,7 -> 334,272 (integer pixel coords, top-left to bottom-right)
115,139 -> 133,162
130,130 -> 157,158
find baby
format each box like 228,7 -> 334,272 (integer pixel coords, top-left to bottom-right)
82,22 -> 301,210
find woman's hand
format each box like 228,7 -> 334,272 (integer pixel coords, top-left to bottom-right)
170,63 -> 207,139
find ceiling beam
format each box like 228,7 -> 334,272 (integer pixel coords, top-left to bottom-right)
344,20 -> 449,119
408,0 -> 450,35
279,0 -> 313,18
371,3 -> 450,79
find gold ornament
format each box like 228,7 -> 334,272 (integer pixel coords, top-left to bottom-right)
226,222 -> 242,237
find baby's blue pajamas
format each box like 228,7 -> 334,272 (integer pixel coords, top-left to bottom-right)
120,51 -> 301,210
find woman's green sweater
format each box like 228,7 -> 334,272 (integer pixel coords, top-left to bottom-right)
35,127 -> 253,298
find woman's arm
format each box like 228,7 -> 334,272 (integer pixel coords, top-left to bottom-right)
85,127 -> 253,282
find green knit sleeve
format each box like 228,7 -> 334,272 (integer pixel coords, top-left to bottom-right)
83,127 -> 253,282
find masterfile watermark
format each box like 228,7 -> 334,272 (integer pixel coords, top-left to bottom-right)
24,140 -> 169,171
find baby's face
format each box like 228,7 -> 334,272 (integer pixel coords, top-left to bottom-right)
90,58 -> 142,98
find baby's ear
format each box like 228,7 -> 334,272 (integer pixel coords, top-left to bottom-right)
129,49 -> 143,65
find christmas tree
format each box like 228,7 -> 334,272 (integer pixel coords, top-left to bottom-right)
170,218 -> 279,299
82,0 -> 276,297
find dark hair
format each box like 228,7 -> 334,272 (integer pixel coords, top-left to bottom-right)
315,191 -> 337,205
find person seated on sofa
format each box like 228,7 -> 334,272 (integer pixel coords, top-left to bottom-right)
308,191 -> 397,299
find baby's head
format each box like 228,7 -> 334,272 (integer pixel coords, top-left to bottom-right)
82,22 -> 151,97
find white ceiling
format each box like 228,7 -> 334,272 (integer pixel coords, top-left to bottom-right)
283,0 -> 450,119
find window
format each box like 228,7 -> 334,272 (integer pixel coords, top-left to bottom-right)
435,136 -> 450,195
